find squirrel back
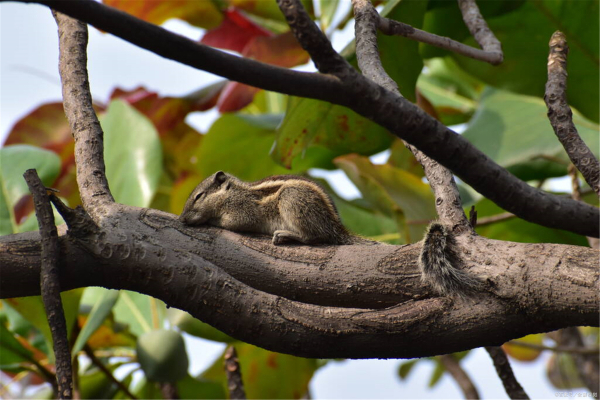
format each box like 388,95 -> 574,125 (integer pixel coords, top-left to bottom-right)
179,171 -> 351,245
419,223 -> 482,296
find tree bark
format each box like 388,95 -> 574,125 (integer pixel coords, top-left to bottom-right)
1,205 -> 597,359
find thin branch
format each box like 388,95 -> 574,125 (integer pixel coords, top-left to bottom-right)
457,0 -> 503,60
23,169 -> 73,399
439,354 -> 480,399
476,212 -> 516,227
52,10 -> 114,216
508,340 -> 600,356
6,0 -> 600,237
353,0 -> 471,231
224,346 -> 246,400
485,346 -> 529,400
378,18 -> 502,65
545,31 -> 600,196
83,345 -> 138,399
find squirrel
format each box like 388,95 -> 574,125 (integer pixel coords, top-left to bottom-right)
179,171 -> 352,245
180,172 -> 481,296
419,222 -> 482,296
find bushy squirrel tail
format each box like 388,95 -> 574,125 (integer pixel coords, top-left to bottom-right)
419,223 -> 482,296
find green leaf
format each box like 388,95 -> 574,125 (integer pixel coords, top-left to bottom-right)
319,0 -> 339,31
137,329 -> 189,382
429,358 -> 445,387
4,289 -> 83,361
462,87 -> 599,181
0,145 -> 60,235
0,322 -> 34,370
176,374 -> 226,399
112,291 -> 163,337
451,1 -> 599,122
397,359 -> 419,380
202,344 -> 318,399
377,0 -> 428,101
335,154 -> 437,243
100,100 -> 163,207
168,309 -> 236,343
72,289 -> 120,356
417,58 -> 481,126
274,97 -> 393,170
194,113 -> 302,181
79,360 -> 130,399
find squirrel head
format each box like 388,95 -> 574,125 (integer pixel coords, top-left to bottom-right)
179,171 -> 231,225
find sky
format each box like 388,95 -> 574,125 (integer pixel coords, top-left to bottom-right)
0,2 -> 584,399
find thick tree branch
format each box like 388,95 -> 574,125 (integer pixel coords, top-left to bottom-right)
439,354 -> 480,399
457,0 -> 503,62
53,11 -> 114,216
6,0 -> 598,237
485,346 -> 529,399
1,207 -> 598,359
545,31 -> 600,196
23,169 -> 73,399
352,0 -> 470,231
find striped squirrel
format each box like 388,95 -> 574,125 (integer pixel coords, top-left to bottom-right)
179,171 -> 352,245
419,222 -> 482,296
180,172 -> 481,296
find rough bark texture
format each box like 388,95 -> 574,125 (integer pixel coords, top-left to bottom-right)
1,207 -> 598,359
53,10 -> 114,216
24,170 -> 73,399
545,31 -> 599,196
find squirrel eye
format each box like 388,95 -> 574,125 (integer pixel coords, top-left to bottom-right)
194,192 -> 204,201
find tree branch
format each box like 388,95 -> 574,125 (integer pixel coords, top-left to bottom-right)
545,31 -> 600,196
6,0 -> 598,237
1,207 -> 597,360
439,354 -> 480,399
457,0 -> 503,61
23,169 -> 73,399
53,10 -> 114,216
378,15 -> 502,65
351,0 -> 470,232
485,346 -> 529,400
224,346 -> 246,400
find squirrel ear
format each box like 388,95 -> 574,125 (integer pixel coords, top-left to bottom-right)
214,171 -> 227,185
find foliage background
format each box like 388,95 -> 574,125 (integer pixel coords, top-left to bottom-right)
0,0 -> 598,398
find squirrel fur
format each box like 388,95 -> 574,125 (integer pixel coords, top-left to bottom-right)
419,222 -> 482,296
179,171 -> 352,245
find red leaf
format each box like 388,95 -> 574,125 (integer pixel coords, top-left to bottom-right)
200,8 -> 272,53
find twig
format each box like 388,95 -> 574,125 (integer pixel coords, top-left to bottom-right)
352,0 -> 471,231
83,344 -> 138,399
224,346 -> 246,400
508,340 -> 600,356
485,346 -> 529,399
457,0 -> 503,61
23,170 -> 73,399
468,206 -> 477,228
476,212 -> 516,227
544,31 -> 600,196
53,10 -> 115,215
439,354 -> 480,399
378,18 -> 502,65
